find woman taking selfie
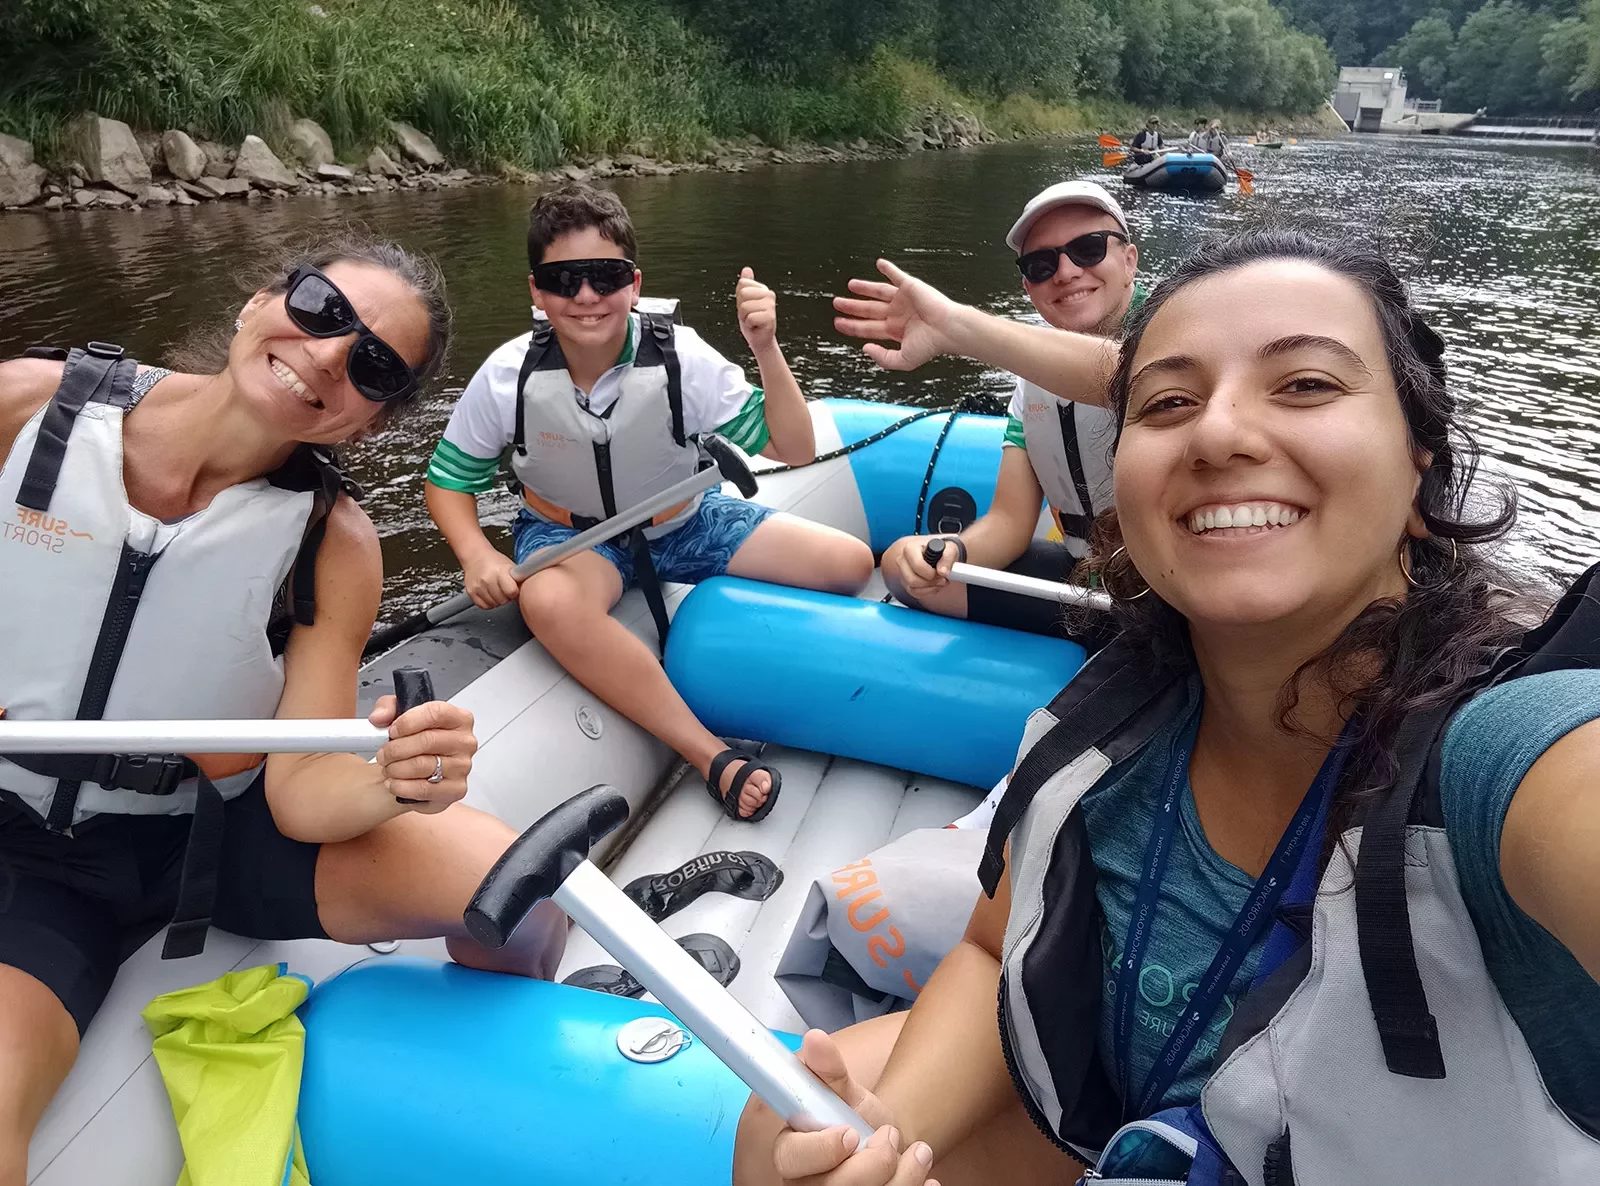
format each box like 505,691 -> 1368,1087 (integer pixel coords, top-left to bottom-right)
737,232 -> 1600,1185
0,234 -> 566,1185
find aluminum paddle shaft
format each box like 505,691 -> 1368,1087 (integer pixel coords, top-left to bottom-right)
922,538 -> 1112,612
0,668 -> 433,757
0,718 -> 387,754
465,785 -> 876,1141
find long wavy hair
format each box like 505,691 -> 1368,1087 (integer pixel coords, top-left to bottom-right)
1079,230 -> 1529,830
168,229 -> 452,427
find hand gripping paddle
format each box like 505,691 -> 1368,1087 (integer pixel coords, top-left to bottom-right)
921,538 -> 1112,612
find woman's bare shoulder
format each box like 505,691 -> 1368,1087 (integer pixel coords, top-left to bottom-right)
0,357 -> 65,458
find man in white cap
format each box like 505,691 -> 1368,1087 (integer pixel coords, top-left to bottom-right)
878,179 -> 1144,637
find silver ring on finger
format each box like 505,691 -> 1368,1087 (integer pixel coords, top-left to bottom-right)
426,755 -> 445,784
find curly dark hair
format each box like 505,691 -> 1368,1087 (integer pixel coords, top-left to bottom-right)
1079,229 -> 1531,832
526,184 -> 637,269
167,229 -> 452,427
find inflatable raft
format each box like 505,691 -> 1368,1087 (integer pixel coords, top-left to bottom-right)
29,398 -> 1087,1186
1123,151 -> 1228,193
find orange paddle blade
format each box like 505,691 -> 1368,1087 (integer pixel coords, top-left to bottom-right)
1236,167 -> 1255,195
1103,152 -> 1127,168
1098,133 -> 1122,149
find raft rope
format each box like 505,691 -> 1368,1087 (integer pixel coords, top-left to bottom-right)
913,399 -> 973,535
759,396 -> 980,539
756,402 -> 956,475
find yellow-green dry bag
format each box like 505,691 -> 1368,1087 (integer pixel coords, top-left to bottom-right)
142,963 -> 313,1186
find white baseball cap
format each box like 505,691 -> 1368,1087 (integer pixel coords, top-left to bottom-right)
1005,180 -> 1129,254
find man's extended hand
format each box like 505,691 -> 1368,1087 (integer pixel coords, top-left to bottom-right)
832,259 -> 962,372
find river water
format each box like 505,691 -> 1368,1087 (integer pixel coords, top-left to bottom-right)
3,134 -> 1597,619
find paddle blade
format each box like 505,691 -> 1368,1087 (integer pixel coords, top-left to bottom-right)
1103,152 -> 1127,168
1098,133 -> 1122,149
1237,168 -> 1255,195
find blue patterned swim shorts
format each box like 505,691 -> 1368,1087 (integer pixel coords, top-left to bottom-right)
511,491 -> 776,590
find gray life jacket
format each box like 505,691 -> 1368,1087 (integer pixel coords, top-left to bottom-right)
0,344 -> 346,834
979,563 -> 1600,1182
1017,381 -> 1117,558
509,312 -> 697,540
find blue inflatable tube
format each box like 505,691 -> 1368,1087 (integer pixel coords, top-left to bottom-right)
300,959 -> 799,1186
824,399 -> 1009,553
665,577 -> 1086,788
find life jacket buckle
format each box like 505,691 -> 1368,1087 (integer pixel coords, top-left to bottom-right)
85,341 -> 126,360
101,752 -> 188,795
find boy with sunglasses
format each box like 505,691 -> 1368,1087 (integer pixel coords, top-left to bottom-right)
879,180 -> 1144,638
425,185 -> 872,823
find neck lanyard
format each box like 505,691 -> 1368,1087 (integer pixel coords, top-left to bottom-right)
1114,718 -> 1353,1119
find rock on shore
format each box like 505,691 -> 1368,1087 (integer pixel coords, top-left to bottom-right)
287,119 -> 336,169
69,114 -> 151,196
233,136 -> 300,190
389,122 -> 445,167
0,133 -> 47,207
161,130 -> 207,182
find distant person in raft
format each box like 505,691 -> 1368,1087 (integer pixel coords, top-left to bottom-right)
424,184 -> 873,823
1189,118 -> 1234,170
1129,116 -> 1164,164
877,180 -> 1144,639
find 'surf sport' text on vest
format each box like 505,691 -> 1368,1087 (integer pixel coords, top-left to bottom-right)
510,313 -> 698,540
1018,382 -> 1117,558
982,565 -> 1600,1184
0,344 -> 344,832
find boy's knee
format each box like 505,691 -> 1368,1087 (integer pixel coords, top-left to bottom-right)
817,536 -> 874,594
518,569 -> 585,633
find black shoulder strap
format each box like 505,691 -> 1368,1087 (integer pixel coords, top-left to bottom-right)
978,643 -> 1188,895
1353,702 -> 1452,1080
17,343 -> 135,512
266,445 -> 355,629
1054,400 -> 1096,540
513,323 -> 561,457
636,314 -> 686,448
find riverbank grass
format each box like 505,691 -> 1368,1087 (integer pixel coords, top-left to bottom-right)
1,0 -> 1335,177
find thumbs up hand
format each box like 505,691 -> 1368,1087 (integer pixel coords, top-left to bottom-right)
736,266 -> 778,352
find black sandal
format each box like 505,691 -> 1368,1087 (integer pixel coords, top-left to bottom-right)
706,747 -> 783,823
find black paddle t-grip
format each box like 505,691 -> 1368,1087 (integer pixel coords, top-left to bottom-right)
922,538 -> 947,568
391,667 -> 434,805
463,784 -> 631,949
702,433 -> 760,499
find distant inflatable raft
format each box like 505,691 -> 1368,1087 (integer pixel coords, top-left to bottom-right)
1124,151 -> 1227,193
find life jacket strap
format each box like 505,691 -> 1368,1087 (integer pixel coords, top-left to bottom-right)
1,751 -> 195,797
161,775 -> 226,959
17,343 -> 136,512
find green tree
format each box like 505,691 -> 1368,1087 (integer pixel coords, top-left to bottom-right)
1445,1 -> 1554,112
1382,13 -> 1455,96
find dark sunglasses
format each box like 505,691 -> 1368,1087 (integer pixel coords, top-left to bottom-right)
1015,230 -> 1130,284
531,257 -> 637,299
283,266 -> 420,403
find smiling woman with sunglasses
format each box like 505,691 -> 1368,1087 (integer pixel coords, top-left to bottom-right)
0,232 -> 569,1184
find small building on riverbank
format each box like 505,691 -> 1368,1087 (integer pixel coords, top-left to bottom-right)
1334,67 -> 1408,133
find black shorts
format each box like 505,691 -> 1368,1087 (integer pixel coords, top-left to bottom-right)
965,540 -> 1087,639
0,775 -> 327,1034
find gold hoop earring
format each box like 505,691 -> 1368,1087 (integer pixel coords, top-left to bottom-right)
1104,545 -> 1151,601
1399,537 -> 1459,590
